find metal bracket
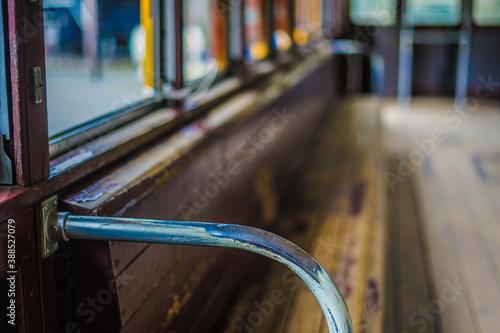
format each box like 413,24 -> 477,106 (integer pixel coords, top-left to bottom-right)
53,213 -> 353,332
41,196 -> 60,258
37,206 -> 353,331
32,67 -> 44,104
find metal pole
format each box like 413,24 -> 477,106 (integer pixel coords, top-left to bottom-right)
397,29 -> 414,109
55,213 -> 353,333
81,0 -> 101,77
455,30 -> 470,111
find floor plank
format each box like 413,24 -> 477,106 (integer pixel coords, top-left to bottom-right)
382,97 -> 500,333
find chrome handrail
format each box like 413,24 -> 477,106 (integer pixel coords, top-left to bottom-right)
53,213 -> 353,333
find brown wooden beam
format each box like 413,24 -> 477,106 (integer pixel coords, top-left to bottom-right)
7,0 -> 49,186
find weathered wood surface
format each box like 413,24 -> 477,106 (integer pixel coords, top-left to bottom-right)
7,0 -> 49,185
216,97 -> 388,333
0,209 -> 57,333
382,98 -> 500,333
55,58 -> 338,332
386,159 -> 437,333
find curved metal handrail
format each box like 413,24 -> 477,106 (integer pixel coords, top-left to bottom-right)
54,213 -> 353,333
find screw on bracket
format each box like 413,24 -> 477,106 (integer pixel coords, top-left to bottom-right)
41,195 -> 59,258
32,67 -> 44,104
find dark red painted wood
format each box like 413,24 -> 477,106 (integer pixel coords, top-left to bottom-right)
0,70 -> 276,224
34,205 -> 59,333
1,210 -> 42,331
18,255 -> 44,332
54,58 -> 336,332
174,0 -> 184,89
0,210 -> 35,275
7,0 -> 49,186
1,208 -> 58,332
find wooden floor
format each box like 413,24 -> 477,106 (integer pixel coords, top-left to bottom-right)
214,97 -> 500,333
383,97 -> 500,333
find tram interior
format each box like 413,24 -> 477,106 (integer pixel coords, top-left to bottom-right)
1,0 -> 500,332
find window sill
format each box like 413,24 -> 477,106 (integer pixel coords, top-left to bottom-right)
0,49 -> 334,222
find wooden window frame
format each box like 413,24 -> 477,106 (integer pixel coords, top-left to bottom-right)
293,0 -> 329,46
273,0 -> 299,53
0,0 -> 13,185
0,1 -> 341,331
48,0 -> 165,158
6,0 -> 49,186
242,0 -> 275,63
164,0 -> 234,93
0,0 -> 303,201
3,0 -> 281,185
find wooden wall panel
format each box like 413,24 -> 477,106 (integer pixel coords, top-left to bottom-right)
57,58 -> 336,332
0,209 -> 57,332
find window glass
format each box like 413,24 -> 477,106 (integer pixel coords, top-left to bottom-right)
294,0 -> 322,46
350,0 -> 396,26
405,0 -> 462,25
44,0 -> 153,137
245,0 -> 269,61
274,0 -> 292,51
473,0 -> 500,25
0,1 -> 13,185
183,0 -> 227,83
0,3 -> 9,139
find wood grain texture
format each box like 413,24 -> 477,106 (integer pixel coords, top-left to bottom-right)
386,159 -> 437,333
382,98 -> 500,333
0,209 -> 57,332
215,97 -> 388,333
53,58 -> 336,332
7,0 -> 49,186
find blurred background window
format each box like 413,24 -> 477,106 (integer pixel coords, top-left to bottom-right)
274,0 -> 292,51
405,0 -> 462,25
473,0 -> 500,25
183,0 -> 228,83
245,0 -> 269,61
350,0 -> 397,26
44,0 -> 153,137
294,0 -> 322,46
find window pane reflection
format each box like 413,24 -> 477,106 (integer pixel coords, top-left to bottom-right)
274,0 -> 292,51
350,0 -> 396,26
294,0 -> 322,46
405,0 -> 462,25
245,0 -> 269,61
473,0 -> 500,25
183,0 -> 227,83
44,0 -> 152,137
